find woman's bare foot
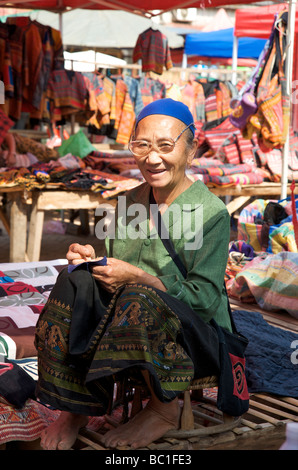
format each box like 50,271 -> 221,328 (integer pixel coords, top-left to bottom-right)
102,397 -> 180,449
40,411 -> 89,450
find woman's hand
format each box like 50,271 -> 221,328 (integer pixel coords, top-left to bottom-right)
92,257 -> 166,293
66,243 -> 96,265
91,258 -> 139,293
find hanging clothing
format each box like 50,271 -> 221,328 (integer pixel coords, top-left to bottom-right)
133,27 -> 173,75
0,22 -> 25,121
0,109 -> 13,146
82,73 -> 111,129
47,69 -> 87,122
111,78 -> 135,144
7,17 -> 43,113
0,36 -> 13,102
138,76 -> 166,107
124,75 -> 144,117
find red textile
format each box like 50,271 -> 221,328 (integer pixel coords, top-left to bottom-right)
0,109 -> 13,146
133,28 -> 172,75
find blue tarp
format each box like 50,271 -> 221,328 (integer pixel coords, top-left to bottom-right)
184,28 -> 267,59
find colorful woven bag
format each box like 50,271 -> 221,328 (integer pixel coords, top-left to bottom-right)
246,14 -> 290,150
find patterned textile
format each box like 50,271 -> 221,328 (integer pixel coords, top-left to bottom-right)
138,77 -> 166,107
223,143 -> 240,165
115,89 -> 135,145
82,73 -> 110,129
0,22 -> 24,121
0,261 -> 66,361
191,162 -> 253,176
124,75 -> 144,118
47,69 -> 87,121
267,149 -> 298,181
190,160 -> 264,186
0,109 -> 13,146
13,132 -> 59,162
203,118 -> 238,154
0,399 -> 59,445
236,134 -> 256,168
205,93 -> 218,122
238,198 -> 298,253
0,36 -> 13,99
200,171 -> 264,187
35,268 -> 220,415
7,17 -> 43,111
230,252 -> 298,319
219,82 -> 232,117
181,81 -> 205,122
133,28 -> 172,75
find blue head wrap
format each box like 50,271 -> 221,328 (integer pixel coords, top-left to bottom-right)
135,98 -> 195,136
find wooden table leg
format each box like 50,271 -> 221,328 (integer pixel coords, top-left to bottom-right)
9,193 -> 28,262
0,207 -> 10,235
226,196 -> 251,215
27,192 -> 44,262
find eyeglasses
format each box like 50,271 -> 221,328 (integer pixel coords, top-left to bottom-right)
128,122 -> 195,157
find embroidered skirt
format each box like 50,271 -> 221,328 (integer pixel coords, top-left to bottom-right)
35,267 -> 220,416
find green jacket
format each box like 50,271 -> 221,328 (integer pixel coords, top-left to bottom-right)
105,181 -> 232,332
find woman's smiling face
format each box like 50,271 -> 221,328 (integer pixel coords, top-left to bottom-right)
132,115 -> 196,192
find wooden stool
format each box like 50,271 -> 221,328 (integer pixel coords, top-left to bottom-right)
165,376 -> 241,439
117,375 -> 241,439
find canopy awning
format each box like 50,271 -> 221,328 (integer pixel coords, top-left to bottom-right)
28,9 -> 184,48
0,0 -> 271,17
234,3 -> 297,38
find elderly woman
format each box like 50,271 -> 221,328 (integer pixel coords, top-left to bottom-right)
35,98 -> 232,450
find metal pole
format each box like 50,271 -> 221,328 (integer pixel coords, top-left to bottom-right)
281,0 -> 296,199
232,36 -> 239,86
181,52 -> 188,81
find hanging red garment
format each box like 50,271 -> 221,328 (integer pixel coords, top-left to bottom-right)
0,22 -> 25,121
7,17 -> 43,114
133,27 -> 173,75
0,109 -> 13,146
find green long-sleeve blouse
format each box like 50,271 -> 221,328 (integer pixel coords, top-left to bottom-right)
105,181 -> 232,332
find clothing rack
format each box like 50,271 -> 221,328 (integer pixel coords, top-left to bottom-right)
64,59 -> 250,82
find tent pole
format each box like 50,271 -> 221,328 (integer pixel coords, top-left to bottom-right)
59,12 -> 63,36
281,0 -> 296,199
181,53 -> 188,81
232,35 -> 238,85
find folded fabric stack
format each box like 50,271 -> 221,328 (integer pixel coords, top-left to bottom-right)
197,116 -> 298,184
230,252 -> 298,319
227,195 -> 298,318
0,150 -> 142,197
238,198 -> 298,254
190,159 -> 264,187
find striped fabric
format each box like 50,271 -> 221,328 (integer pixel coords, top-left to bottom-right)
223,143 -> 240,165
0,109 -> 13,146
201,171 -> 264,187
133,28 -> 172,75
230,251 -> 298,319
238,198 -> 298,254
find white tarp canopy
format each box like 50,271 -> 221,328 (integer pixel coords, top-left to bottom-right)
64,50 -> 127,71
28,9 -> 184,49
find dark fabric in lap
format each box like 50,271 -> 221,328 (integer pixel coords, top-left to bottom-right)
154,288 -> 220,379
35,268 -> 220,414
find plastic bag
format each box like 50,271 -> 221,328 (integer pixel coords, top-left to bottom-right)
58,130 -> 96,158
